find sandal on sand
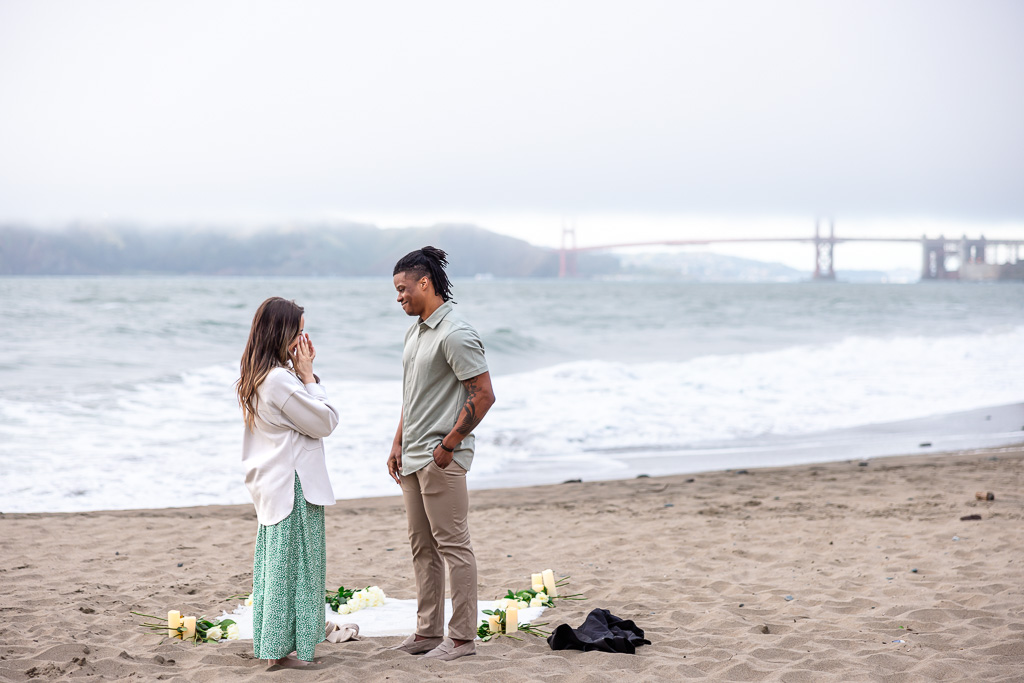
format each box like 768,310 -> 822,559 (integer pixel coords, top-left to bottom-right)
325,622 -> 360,643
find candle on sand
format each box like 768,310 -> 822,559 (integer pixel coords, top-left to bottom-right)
487,615 -> 500,633
542,569 -> 559,597
505,605 -> 518,634
182,616 -> 197,640
167,610 -> 182,639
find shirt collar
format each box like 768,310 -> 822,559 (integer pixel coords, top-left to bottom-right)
419,300 -> 453,329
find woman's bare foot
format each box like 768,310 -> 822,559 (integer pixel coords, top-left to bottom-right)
267,655 -> 317,668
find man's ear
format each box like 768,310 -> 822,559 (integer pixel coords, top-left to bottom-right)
420,276 -> 430,290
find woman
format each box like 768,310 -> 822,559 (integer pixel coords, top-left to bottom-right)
237,297 -> 339,668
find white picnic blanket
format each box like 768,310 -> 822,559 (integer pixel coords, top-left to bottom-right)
222,598 -> 547,639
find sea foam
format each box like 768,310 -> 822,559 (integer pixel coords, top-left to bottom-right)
1,327 -> 1023,513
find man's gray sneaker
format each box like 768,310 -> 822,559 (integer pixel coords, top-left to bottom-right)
389,634 -> 443,654
422,638 -> 477,661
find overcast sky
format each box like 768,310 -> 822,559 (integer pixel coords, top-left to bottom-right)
1,1 -> 1022,267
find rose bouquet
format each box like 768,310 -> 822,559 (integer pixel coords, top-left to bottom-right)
500,588 -> 554,609
132,610 -> 240,644
530,569 -> 585,604
325,585 -> 386,615
477,607 -> 550,642
477,569 -> 585,641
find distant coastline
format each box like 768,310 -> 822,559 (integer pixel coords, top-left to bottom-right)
0,222 -> 924,282
0,222 -> 583,277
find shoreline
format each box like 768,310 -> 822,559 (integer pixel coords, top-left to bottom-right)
469,402 -> 1024,494
4,440 -> 1023,521
2,444 -> 1023,681
4,401 -> 1022,517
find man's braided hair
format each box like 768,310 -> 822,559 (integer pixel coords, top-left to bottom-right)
393,246 -> 454,302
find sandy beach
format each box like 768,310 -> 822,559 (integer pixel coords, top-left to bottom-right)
2,445 -> 1022,682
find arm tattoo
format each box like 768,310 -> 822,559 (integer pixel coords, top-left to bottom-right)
455,378 -> 481,436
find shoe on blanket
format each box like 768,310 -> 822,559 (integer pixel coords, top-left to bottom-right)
325,622 -> 359,643
422,638 -> 476,661
389,634 -> 443,654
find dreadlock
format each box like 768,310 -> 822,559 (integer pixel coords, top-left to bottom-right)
393,246 -> 454,302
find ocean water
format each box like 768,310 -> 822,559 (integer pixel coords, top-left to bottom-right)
1,277 -> 1023,513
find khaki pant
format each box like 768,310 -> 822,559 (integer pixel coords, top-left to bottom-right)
400,460 -> 478,642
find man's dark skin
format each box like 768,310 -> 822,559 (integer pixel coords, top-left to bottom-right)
387,270 -> 495,648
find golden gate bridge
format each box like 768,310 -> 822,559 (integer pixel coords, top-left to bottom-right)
557,220 -> 1024,281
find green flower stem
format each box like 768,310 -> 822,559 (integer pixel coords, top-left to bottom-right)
130,612 -> 168,622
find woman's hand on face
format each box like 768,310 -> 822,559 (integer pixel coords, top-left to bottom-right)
304,333 -> 316,362
289,334 -> 315,384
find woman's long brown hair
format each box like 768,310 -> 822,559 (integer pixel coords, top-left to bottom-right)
237,297 -> 304,431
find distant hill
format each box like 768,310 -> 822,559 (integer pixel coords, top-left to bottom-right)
617,251 -> 808,282
2,222 -> 892,281
0,222 -> 617,277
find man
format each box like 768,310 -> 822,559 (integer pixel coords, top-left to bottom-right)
387,246 -> 496,661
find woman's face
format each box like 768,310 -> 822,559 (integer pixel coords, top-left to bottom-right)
288,315 -> 305,354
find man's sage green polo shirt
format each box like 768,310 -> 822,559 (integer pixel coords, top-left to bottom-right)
401,301 -> 489,476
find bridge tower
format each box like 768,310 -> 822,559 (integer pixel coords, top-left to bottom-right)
921,235 -> 960,280
812,218 -> 836,280
558,222 -> 577,278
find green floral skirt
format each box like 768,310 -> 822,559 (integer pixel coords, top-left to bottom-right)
252,473 -> 326,661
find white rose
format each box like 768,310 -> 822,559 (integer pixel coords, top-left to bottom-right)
244,595 -> 253,607
530,597 -> 544,608
338,604 -> 351,615
207,626 -> 223,641
518,600 -> 528,609
226,624 -> 240,640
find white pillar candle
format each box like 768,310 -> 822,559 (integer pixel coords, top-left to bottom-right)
542,569 -> 559,597
182,616 -> 197,640
505,605 -> 518,633
487,615 -> 500,633
167,610 -> 182,639
531,573 -> 543,588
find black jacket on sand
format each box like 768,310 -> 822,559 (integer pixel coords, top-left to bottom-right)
547,608 -> 651,654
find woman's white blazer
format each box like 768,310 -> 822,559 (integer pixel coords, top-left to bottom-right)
242,366 -> 339,525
